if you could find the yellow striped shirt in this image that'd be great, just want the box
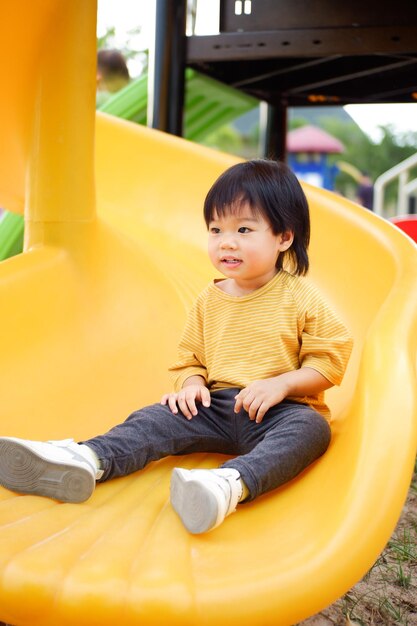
[169,271,353,419]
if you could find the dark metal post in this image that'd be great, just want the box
[148,0,187,136]
[259,101,288,162]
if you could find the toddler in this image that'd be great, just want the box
[0,160,353,534]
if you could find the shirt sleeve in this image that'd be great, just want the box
[298,285,353,386]
[168,294,208,391]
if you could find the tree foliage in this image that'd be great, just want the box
[318,117,417,178]
[312,116,417,203]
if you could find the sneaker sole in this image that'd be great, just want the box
[170,468,219,534]
[0,439,95,503]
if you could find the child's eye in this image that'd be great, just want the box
[238,227,252,233]
[209,227,220,234]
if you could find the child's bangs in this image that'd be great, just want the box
[204,191,263,225]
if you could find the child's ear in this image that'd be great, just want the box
[278,231,294,251]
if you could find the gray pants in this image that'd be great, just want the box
[84,388,331,501]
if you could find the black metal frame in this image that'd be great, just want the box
[148,0,187,136]
[150,0,417,159]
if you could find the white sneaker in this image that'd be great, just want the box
[0,437,100,503]
[170,467,243,534]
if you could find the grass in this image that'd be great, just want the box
[301,457,417,625]
[338,458,417,625]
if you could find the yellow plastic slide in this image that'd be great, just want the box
[0,2,416,625]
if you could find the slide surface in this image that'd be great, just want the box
[1,2,417,626]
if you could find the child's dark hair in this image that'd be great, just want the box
[203,159,310,275]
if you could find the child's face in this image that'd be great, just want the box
[207,204,293,291]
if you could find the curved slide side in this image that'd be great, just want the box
[1,2,417,625]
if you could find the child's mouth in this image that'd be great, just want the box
[221,258,242,266]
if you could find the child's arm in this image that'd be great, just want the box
[161,375,211,420]
[168,293,209,399]
[234,368,333,423]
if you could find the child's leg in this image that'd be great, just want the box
[221,401,331,501]
[83,398,236,482]
[171,402,330,533]
[0,391,238,503]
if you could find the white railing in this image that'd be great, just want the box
[374,152,417,216]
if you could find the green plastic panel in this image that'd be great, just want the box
[0,211,24,261]
[99,69,258,141]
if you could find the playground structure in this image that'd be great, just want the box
[286,125,344,190]
[0,1,417,625]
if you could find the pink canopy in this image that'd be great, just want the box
[287,125,344,153]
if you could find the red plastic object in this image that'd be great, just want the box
[391,215,417,243]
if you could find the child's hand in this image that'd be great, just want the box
[161,385,211,420]
[234,378,290,423]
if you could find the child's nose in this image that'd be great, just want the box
[220,234,237,249]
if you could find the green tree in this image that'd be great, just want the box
[201,125,244,155]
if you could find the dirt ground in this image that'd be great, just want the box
[299,467,417,626]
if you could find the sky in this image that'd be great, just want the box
[345,104,417,143]
[97,0,417,144]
